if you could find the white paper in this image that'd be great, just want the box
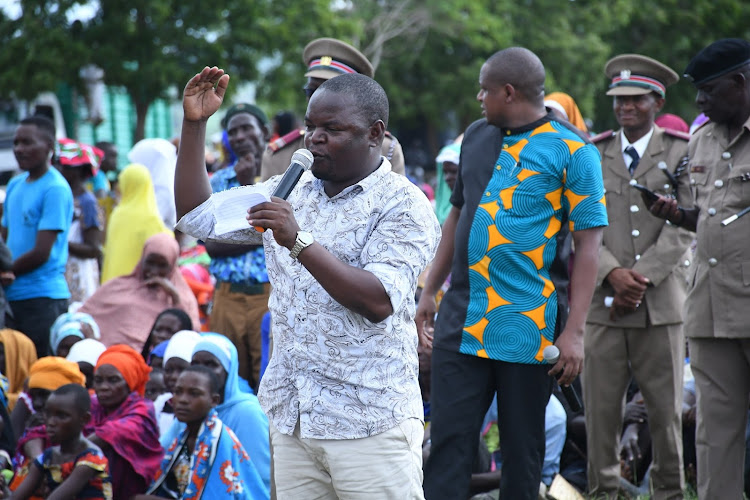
[212,185,270,236]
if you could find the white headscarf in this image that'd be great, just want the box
[127,138,177,228]
[163,330,202,363]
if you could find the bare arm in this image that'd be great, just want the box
[11,230,58,276]
[8,459,43,500]
[415,205,460,348]
[68,226,102,260]
[175,67,230,219]
[46,464,97,500]
[550,227,604,385]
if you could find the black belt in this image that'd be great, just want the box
[219,281,267,296]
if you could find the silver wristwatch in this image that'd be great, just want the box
[289,231,314,260]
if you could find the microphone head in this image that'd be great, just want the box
[542,345,560,364]
[291,149,314,170]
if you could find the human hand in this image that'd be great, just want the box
[609,293,639,320]
[182,66,230,122]
[606,268,648,302]
[649,195,683,224]
[246,197,300,250]
[0,271,14,287]
[548,329,583,386]
[415,293,438,349]
[144,277,180,303]
[619,425,642,477]
[235,152,260,186]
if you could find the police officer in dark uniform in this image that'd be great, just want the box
[260,38,405,181]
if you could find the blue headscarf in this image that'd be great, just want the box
[160,333,271,492]
[49,312,101,356]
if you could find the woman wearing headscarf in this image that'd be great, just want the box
[153,330,202,437]
[80,233,200,351]
[140,308,194,360]
[160,333,271,494]
[66,338,107,390]
[0,329,38,411]
[90,345,163,499]
[9,357,86,498]
[127,138,178,229]
[544,91,589,133]
[101,163,171,284]
[49,311,100,359]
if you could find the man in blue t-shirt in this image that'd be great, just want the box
[2,115,73,356]
[417,48,608,500]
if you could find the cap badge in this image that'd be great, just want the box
[320,56,332,66]
[620,69,631,80]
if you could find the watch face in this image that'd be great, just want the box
[298,231,314,245]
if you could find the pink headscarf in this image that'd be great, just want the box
[79,234,200,350]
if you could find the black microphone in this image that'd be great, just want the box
[543,345,582,412]
[254,149,314,233]
[272,148,314,199]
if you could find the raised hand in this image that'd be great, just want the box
[182,66,230,122]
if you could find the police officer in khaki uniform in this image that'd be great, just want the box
[649,38,750,500]
[260,38,405,180]
[584,54,693,500]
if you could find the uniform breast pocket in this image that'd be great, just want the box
[603,178,622,202]
[22,208,41,227]
[733,164,750,203]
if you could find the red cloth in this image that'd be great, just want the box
[655,113,689,133]
[96,345,151,397]
[91,392,163,497]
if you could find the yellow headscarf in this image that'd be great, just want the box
[544,92,588,133]
[0,329,38,410]
[101,163,172,283]
[28,357,86,391]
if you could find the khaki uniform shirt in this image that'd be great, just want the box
[260,129,405,181]
[587,126,693,328]
[685,116,750,338]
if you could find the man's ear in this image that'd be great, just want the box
[81,410,92,426]
[368,120,386,148]
[654,96,666,113]
[504,83,516,103]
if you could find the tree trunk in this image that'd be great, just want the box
[133,98,151,143]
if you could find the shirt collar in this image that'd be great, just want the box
[620,127,654,158]
[314,157,393,200]
[500,111,554,136]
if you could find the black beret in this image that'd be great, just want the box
[684,38,750,86]
[221,103,269,130]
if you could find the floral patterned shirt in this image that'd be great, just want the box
[177,158,441,439]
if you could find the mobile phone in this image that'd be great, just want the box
[631,183,660,204]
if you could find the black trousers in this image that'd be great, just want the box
[7,297,68,357]
[424,347,553,500]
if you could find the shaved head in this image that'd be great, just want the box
[485,47,546,104]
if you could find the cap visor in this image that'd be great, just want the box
[606,86,652,96]
[304,68,341,80]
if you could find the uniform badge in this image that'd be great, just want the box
[690,166,706,173]
[620,69,631,80]
[320,56,332,66]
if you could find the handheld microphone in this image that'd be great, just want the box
[255,148,314,232]
[543,345,583,412]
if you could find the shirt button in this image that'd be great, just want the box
[690,178,696,185]
[664,184,671,191]
[708,208,716,216]
[630,205,639,213]
[629,179,638,186]
[496,165,501,170]
[635,254,641,261]
[684,259,691,267]
[708,258,718,267]
[658,161,668,170]
[486,191,491,196]
[714,179,724,188]
[503,143,509,149]
[631,229,640,237]
[722,151,732,160]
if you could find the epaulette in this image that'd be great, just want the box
[590,130,615,144]
[663,128,690,141]
[267,128,304,153]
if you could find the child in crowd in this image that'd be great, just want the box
[145,370,167,402]
[2,384,111,499]
[140,366,266,499]
[140,309,193,361]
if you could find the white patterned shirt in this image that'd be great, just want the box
[176,158,441,439]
